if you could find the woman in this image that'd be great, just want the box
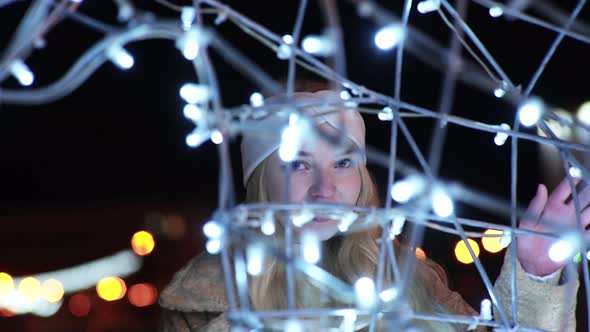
[159,90,580,331]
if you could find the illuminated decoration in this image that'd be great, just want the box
[454,239,480,264]
[354,277,375,309]
[374,24,405,50]
[481,229,505,254]
[68,294,91,317]
[246,244,265,276]
[548,233,582,263]
[0,273,14,297]
[128,283,158,307]
[131,230,156,256]
[517,97,544,127]
[18,277,41,302]
[480,299,492,320]
[96,277,127,302]
[3,0,590,329]
[41,279,64,303]
[249,92,264,107]
[577,101,590,126]
[301,233,321,264]
[415,247,427,261]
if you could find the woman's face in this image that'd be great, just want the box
[265,124,362,240]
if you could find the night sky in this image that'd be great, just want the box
[1,0,590,330]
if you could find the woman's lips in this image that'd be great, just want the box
[312,217,334,223]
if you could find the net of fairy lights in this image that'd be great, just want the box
[3,0,590,330]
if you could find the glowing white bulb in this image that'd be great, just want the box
[489,6,503,18]
[206,239,221,254]
[301,35,334,56]
[279,115,303,162]
[210,130,223,144]
[354,277,376,309]
[117,2,133,21]
[249,92,264,107]
[341,309,357,332]
[301,233,321,264]
[181,6,196,30]
[569,166,582,178]
[276,44,292,60]
[203,221,223,239]
[494,87,506,98]
[261,211,276,235]
[518,98,544,127]
[378,106,394,121]
[10,60,34,86]
[338,212,358,232]
[285,319,303,332]
[499,230,512,248]
[432,188,454,217]
[417,0,440,14]
[292,210,314,227]
[180,36,200,60]
[548,234,580,263]
[390,215,406,239]
[379,287,398,302]
[390,176,424,203]
[183,104,203,121]
[586,250,590,261]
[179,83,210,104]
[247,244,265,276]
[480,299,492,320]
[107,45,134,70]
[374,24,405,50]
[494,123,511,146]
[282,34,294,44]
[577,102,590,126]
[185,129,209,148]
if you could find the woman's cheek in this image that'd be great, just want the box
[289,173,312,203]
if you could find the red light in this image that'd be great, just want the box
[68,294,91,317]
[128,283,158,307]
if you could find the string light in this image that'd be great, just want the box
[390,175,425,203]
[183,104,203,121]
[389,215,406,239]
[499,230,512,248]
[494,123,511,146]
[577,101,590,126]
[206,239,222,254]
[301,233,321,264]
[0,273,14,297]
[493,87,506,98]
[417,0,440,14]
[569,166,582,178]
[379,287,398,302]
[41,279,64,303]
[186,129,210,148]
[203,221,223,239]
[246,244,265,275]
[277,34,294,60]
[18,277,41,302]
[9,60,34,86]
[131,230,155,256]
[480,299,492,320]
[341,309,357,332]
[249,92,264,107]
[517,97,544,127]
[128,283,158,307]
[96,277,126,301]
[374,24,405,50]
[261,211,276,235]
[415,247,426,260]
[279,113,303,162]
[378,106,394,121]
[180,6,196,30]
[176,29,201,60]
[548,233,581,263]
[107,45,134,70]
[338,212,358,232]
[489,6,503,18]
[481,229,504,253]
[210,130,224,144]
[179,83,210,104]
[354,277,376,309]
[292,209,314,227]
[301,34,334,56]
[431,187,454,217]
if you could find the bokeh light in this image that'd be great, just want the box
[415,247,426,261]
[482,229,505,254]
[454,239,480,264]
[41,279,64,303]
[0,273,14,297]
[96,277,126,301]
[68,294,91,317]
[128,283,158,307]
[18,277,41,302]
[131,230,155,256]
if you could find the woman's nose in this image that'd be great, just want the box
[309,170,336,200]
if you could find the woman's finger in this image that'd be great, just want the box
[522,184,548,224]
[549,176,582,203]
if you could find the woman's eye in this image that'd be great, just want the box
[335,158,353,168]
[290,160,307,170]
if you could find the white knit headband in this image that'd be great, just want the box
[240,90,366,186]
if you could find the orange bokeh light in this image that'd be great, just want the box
[482,229,505,253]
[68,294,91,317]
[131,230,155,256]
[41,279,64,303]
[18,277,41,302]
[454,238,480,264]
[415,247,427,261]
[128,283,158,307]
[0,273,14,297]
[96,277,126,301]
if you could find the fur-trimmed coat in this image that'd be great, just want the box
[158,250,578,331]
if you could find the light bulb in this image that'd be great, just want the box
[179,83,210,104]
[181,6,196,30]
[249,92,264,107]
[210,130,223,144]
[247,244,265,276]
[301,233,321,264]
[206,239,221,254]
[301,35,334,56]
[107,45,134,70]
[548,234,580,263]
[292,210,314,227]
[480,299,492,320]
[390,176,424,203]
[494,123,511,146]
[577,101,590,126]
[379,287,398,302]
[183,104,203,121]
[10,60,34,86]
[279,116,303,162]
[378,107,394,121]
[261,211,276,235]
[493,87,506,98]
[417,0,440,14]
[203,221,223,239]
[390,215,406,239]
[282,34,294,44]
[518,97,544,127]
[569,166,582,178]
[489,6,503,18]
[354,277,376,309]
[432,188,454,217]
[185,129,209,148]
[338,212,358,232]
[374,24,405,50]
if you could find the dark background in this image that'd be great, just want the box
[0,0,588,330]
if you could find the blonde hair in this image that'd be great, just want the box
[245,157,459,331]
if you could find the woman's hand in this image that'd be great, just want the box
[517,177,590,276]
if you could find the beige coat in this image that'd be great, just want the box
[158,250,578,331]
